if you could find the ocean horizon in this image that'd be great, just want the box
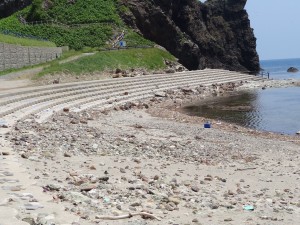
[260,57,300,80]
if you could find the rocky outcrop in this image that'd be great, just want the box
[0,0,32,19]
[120,0,259,72]
[1,0,260,72]
[287,67,299,73]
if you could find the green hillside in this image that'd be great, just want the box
[0,0,153,50]
[38,48,176,77]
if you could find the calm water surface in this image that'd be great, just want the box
[261,58,300,79]
[183,58,300,135]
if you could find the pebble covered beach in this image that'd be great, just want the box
[1,78,299,225]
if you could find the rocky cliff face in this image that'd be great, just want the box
[0,0,32,19]
[0,0,259,72]
[120,0,259,72]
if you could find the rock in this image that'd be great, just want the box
[182,87,193,93]
[164,203,174,211]
[24,202,44,210]
[80,184,96,192]
[287,67,299,73]
[204,177,212,181]
[209,203,219,209]
[224,218,233,222]
[3,171,13,176]
[21,153,29,159]
[22,217,36,225]
[89,165,96,170]
[46,183,63,191]
[165,68,176,73]
[175,65,186,72]
[115,68,123,74]
[99,176,109,182]
[130,202,141,207]
[0,0,32,19]
[37,214,56,225]
[168,197,181,205]
[1,152,10,155]
[153,175,159,180]
[64,152,71,157]
[155,91,167,97]
[121,0,259,72]
[53,79,60,84]
[64,192,91,204]
[191,185,200,192]
[63,107,70,112]
[120,168,126,173]
[10,186,22,191]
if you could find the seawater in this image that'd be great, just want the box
[183,58,300,135]
[261,58,300,80]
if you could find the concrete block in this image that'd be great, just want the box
[0,43,62,70]
[0,43,4,53]
[0,52,4,67]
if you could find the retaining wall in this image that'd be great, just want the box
[0,42,62,71]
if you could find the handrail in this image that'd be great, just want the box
[0,29,49,42]
[23,19,119,28]
[239,70,270,79]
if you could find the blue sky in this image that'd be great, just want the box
[246,0,300,60]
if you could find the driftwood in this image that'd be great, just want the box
[95,212,161,221]
[235,167,257,171]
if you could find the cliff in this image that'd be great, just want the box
[0,0,260,72]
[120,0,259,72]
[0,0,32,18]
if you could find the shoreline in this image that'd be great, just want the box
[3,77,299,225]
[147,78,300,140]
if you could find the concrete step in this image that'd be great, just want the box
[0,69,255,100]
[0,69,259,122]
[33,75,256,122]
[0,73,255,117]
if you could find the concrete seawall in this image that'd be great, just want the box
[0,42,62,71]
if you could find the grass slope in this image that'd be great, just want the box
[37,48,176,77]
[0,0,153,50]
[0,33,56,47]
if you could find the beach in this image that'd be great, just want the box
[1,78,299,225]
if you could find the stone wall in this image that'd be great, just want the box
[0,42,62,71]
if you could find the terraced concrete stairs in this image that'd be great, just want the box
[0,69,263,123]
[0,69,263,225]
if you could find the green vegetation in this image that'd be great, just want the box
[0,33,56,47]
[0,0,153,50]
[28,0,121,24]
[0,0,175,79]
[37,48,176,77]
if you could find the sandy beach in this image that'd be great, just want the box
[0,78,298,225]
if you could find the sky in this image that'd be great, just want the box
[246,0,300,60]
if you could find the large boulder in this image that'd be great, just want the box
[287,67,299,73]
[120,0,260,72]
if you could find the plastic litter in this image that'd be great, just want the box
[204,121,211,128]
[243,205,254,211]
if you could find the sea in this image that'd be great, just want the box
[183,58,300,135]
